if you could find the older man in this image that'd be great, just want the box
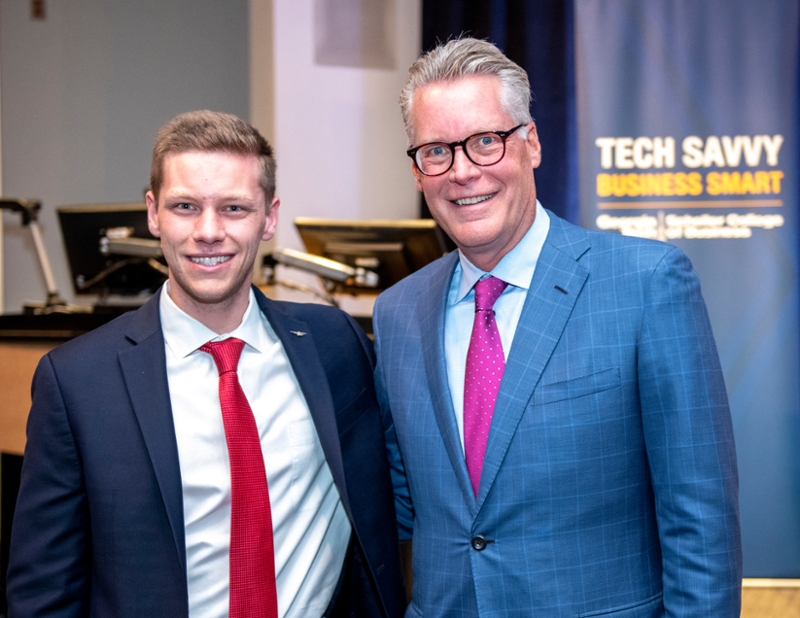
[8,110,405,618]
[373,39,741,617]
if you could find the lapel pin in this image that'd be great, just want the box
[290,330,307,337]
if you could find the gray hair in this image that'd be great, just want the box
[399,38,533,144]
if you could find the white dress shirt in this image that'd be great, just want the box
[444,201,550,449]
[160,286,351,618]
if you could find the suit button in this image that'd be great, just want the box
[471,535,487,551]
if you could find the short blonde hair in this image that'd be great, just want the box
[150,110,276,202]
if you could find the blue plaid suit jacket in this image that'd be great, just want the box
[374,211,741,618]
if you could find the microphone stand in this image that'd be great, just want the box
[0,198,89,314]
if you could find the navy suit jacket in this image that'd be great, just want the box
[8,287,405,618]
[373,212,741,618]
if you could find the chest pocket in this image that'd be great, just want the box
[536,366,620,405]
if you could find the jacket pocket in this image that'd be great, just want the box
[579,591,663,617]
[537,366,620,405]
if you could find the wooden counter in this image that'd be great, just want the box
[0,310,135,454]
[0,339,63,455]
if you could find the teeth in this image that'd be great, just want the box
[191,256,231,266]
[455,194,493,206]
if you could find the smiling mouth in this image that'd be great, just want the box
[453,194,495,206]
[190,256,232,266]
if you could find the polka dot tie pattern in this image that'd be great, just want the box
[464,276,508,497]
[201,338,278,618]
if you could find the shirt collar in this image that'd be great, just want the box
[160,283,270,359]
[455,200,550,302]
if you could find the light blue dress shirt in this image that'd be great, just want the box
[445,201,550,449]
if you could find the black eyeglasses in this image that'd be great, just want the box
[407,124,525,176]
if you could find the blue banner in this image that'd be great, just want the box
[575,0,800,576]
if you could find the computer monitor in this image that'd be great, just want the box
[294,217,452,293]
[57,203,167,297]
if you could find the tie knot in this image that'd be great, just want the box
[474,276,507,312]
[200,337,245,375]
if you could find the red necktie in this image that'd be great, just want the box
[201,338,278,618]
[463,276,508,496]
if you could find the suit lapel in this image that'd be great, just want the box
[253,290,351,514]
[476,216,590,508]
[418,254,479,510]
[118,290,187,574]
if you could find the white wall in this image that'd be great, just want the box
[0,1,249,312]
[0,0,422,312]
[272,0,421,252]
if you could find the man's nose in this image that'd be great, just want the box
[194,209,225,242]
[450,146,480,183]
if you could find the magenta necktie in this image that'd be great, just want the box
[201,338,278,618]
[464,276,508,497]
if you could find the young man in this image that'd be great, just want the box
[8,110,405,618]
[373,39,741,617]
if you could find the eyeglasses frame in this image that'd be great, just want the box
[406,124,526,177]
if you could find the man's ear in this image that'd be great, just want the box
[145,190,161,238]
[525,122,542,170]
[262,196,280,242]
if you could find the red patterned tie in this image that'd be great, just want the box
[201,338,278,618]
[464,276,508,496]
